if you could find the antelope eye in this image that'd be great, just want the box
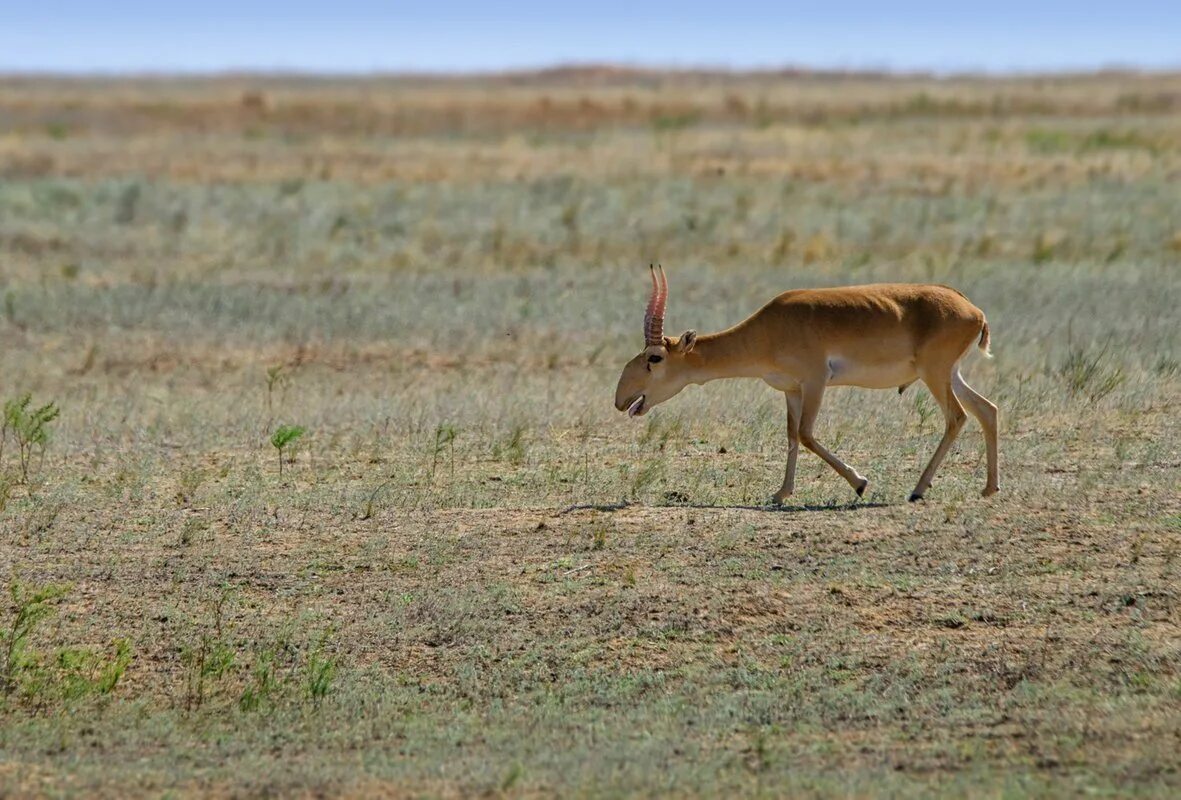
[647,354,663,364]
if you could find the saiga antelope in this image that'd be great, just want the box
[614,266,999,503]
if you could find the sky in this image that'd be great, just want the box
[2,1,1179,74]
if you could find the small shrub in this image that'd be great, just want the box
[0,581,128,709]
[264,364,289,416]
[2,394,60,483]
[2,581,70,697]
[270,425,306,477]
[181,591,236,711]
[177,598,339,715]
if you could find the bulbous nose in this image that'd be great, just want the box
[613,379,631,411]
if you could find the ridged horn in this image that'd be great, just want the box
[643,264,667,346]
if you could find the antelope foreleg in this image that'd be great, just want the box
[773,391,802,504]
[798,383,869,497]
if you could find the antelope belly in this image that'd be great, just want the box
[826,357,917,389]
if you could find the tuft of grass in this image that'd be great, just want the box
[493,424,528,465]
[630,461,664,498]
[1153,355,1179,378]
[359,480,392,521]
[174,467,207,506]
[53,639,133,702]
[304,631,336,707]
[912,391,936,432]
[1057,342,1125,402]
[500,762,525,792]
[935,612,969,629]
[431,423,458,478]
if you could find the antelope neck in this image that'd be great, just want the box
[683,325,766,384]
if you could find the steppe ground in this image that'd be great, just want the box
[0,69,1179,797]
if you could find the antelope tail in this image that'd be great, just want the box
[978,320,992,358]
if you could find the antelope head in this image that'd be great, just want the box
[614,265,697,418]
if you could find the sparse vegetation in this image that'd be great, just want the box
[179,591,337,714]
[0,70,1178,797]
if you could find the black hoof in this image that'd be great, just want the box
[908,492,923,503]
[855,480,868,498]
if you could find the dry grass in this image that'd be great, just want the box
[0,69,1179,797]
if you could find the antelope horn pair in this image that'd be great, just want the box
[643,264,667,347]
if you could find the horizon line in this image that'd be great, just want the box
[4,60,1181,81]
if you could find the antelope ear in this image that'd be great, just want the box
[674,330,697,353]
